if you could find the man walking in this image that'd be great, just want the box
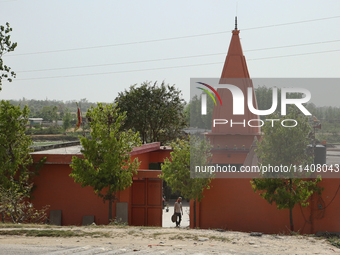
[174,197,183,227]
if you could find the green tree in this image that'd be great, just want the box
[39,106,52,122]
[58,104,65,119]
[52,106,58,123]
[0,100,46,223]
[62,108,72,131]
[70,103,141,221]
[37,105,59,123]
[7,98,97,118]
[185,94,215,130]
[254,85,275,119]
[161,136,213,228]
[251,106,322,232]
[0,23,17,90]
[115,81,186,145]
[0,101,32,188]
[254,86,303,119]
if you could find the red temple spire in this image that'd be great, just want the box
[220,17,250,79]
[210,19,260,135]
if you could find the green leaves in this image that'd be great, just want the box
[115,81,186,145]
[161,136,213,202]
[256,107,313,175]
[0,101,45,223]
[251,177,322,210]
[0,23,17,90]
[38,106,58,122]
[0,182,49,224]
[0,100,33,187]
[185,94,215,129]
[251,106,323,231]
[70,103,142,202]
[62,108,72,131]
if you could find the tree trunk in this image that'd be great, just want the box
[108,186,113,222]
[109,199,112,222]
[193,199,196,228]
[289,207,294,232]
[289,178,294,232]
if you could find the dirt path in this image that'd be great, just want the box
[0,226,339,254]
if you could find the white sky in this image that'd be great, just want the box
[0,0,339,105]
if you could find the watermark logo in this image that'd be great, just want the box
[196,82,222,115]
[192,79,312,127]
[197,82,312,115]
[199,83,311,116]
[190,78,340,179]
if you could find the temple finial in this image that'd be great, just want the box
[235,16,238,30]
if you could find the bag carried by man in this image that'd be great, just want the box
[171,213,176,223]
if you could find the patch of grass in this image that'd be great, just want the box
[151,232,172,239]
[32,141,64,146]
[168,233,229,242]
[170,234,184,240]
[0,229,110,238]
[152,232,162,238]
[108,218,130,229]
[0,223,57,229]
[112,225,129,229]
[30,135,80,142]
[289,230,301,236]
[169,233,198,241]
[85,231,110,238]
[185,234,198,240]
[209,235,229,242]
[328,237,340,249]
[0,229,78,237]
[128,230,136,235]
[316,233,340,249]
[139,226,161,230]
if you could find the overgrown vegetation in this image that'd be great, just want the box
[0,183,49,224]
[109,217,128,227]
[328,237,340,249]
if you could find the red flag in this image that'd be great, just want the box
[75,103,82,131]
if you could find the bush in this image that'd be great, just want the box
[0,183,49,224]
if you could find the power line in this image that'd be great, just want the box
[17,53,224,73]
[6,33,228,57]
[17,40,340,73]
[7,15,340,57]
[16,62,223,80]
[242,15,340,31]
[245,39,340,52]
[16,49,340,81]
[247,49,340,61]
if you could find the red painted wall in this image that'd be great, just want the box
[190,178,340,234]
[30,163,116,225]
[26,146,171,226]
